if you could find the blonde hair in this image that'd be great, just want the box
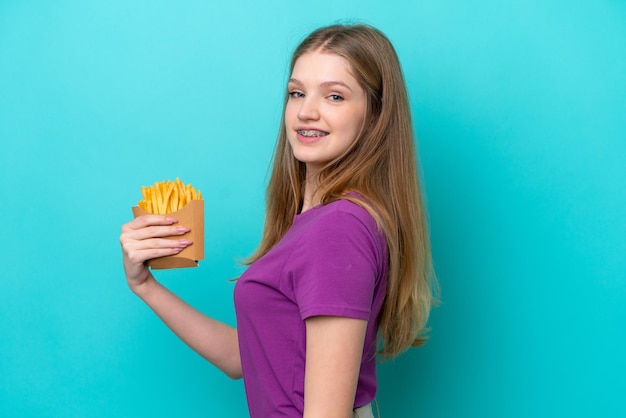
[248,24,437,359]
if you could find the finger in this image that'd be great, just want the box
[131,238,192,251]
[123,215,178,231]
[123,238,192,264]
[132,224,191,241]
[124,246,186,266]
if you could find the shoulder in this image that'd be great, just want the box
[326,199,376,225]
[303,198,384,249]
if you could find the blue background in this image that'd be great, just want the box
[1,1,625,417]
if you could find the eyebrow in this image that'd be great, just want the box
[288,78,353,92]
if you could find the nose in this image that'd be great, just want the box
[297,96,320,121]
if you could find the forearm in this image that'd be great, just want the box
[132,276,242,379]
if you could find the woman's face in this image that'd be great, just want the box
[285,50,367,176]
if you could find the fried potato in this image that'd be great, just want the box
[138,178,202,214]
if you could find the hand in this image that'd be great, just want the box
[120,215,192,291]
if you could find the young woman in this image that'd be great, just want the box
[120,23,436,418]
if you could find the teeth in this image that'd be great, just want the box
[298,130,328,137]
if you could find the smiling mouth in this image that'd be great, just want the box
[297,129,329,138]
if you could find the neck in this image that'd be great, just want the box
[301,168,321,212]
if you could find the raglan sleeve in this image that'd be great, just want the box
[290,209,385,321]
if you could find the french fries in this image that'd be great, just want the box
[138,178,202,214]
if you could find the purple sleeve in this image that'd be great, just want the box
[291,210,383,320]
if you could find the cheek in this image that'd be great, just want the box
[283,106,296,139]
[284,102,297,124]
[347,110,366,137]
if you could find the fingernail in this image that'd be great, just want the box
[166,217,178,224]
[178,240,192,246]
[176,226,190,233]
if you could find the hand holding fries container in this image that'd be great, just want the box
[132,200,204,269]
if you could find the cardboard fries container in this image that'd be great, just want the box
[132,199,204,269]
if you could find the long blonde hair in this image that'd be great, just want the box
[247,24,437,359]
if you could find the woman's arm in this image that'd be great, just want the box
[120,215,242,379]
[131,277,242,379]
[303,316,368,418]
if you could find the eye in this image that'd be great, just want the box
[288,91,304,99]
[328,94,344,102]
